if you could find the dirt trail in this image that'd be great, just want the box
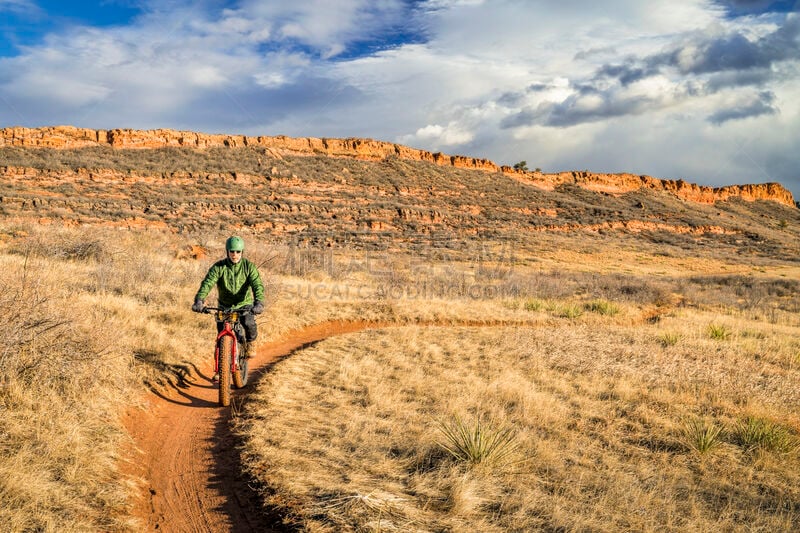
[121,310,666,532]
[123,320,380,533]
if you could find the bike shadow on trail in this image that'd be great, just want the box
[134,349,219,408]
[206,341,327,532]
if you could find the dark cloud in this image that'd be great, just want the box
[501,91,660,129]
[499,13,798,130]
[667,32,766,74]
[574,83,601,95]
[593,14,799,88]
[595,61,661,86]
[527,82,549,92]
[705,68,774,91]
[500,107,540,129]
[707,91,778,124]
[679,14,798,74]
[503,13,798,129]
[496,83,552,107]
[496,90,525,107]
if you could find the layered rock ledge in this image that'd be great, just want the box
[1,125,794,207]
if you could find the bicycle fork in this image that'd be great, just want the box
[214,324,239,374]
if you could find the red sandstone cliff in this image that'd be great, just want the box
[502,169,796,208]
[1,125,794,207]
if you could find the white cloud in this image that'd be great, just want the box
[185,65,227,87]
[253,72,287,89]
[399,122,474,148]
[234,0,411,57]
[425,0,485,7]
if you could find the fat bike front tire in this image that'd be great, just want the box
[218,336,233,407]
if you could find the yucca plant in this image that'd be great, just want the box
[557,304,583,319]
[436,415,521,468]
[585,299,620,316]
[733,417,799,455]
[657,332,681,347]
[680,417,725,455]
[523,298,544,312]
[707,324,732,340]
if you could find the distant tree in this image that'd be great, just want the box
[513,161,528,171]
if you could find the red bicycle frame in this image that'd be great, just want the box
[213,320,240,375]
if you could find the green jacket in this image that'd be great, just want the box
[195,257,265,309]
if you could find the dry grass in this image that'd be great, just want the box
[235,244,800,532]
[0,255,139,531]
[0,218,799,531]
[0,224,213,531]
[239,317,800,532]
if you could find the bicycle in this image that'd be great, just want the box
[202,306,251,406]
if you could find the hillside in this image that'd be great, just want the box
[0,125,796,207]
[1,127,798,261]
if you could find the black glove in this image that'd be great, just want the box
[252,300,264,314]
[192,299,205,313]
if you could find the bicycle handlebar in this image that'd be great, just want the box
[202,306,253,315]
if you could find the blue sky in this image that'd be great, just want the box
[1,0,799,199]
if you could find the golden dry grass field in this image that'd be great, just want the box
[238,242,800,531]
[0,216,798,532]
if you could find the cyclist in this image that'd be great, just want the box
[192,236,265,378]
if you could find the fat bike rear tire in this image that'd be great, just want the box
[218,336,233,407]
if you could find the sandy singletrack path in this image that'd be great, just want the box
[121,305,671,531]
[123,320,378,533]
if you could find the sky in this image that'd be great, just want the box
[1,0,799,200]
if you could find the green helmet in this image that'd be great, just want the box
[225,236,245,252]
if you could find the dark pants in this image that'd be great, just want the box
[216,307,258,342]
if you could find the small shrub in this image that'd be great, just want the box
[523,298,545,312]
[11,231,109,261]
[680,417,724,455]
[658,332,681,347]
[556,304,583,319]
[585,299,619,316]
[707,324,732,341]
[501,299,521,311]
[436,416,521,468]
[733,417,799,455]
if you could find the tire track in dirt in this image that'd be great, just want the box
[122,320,382,533]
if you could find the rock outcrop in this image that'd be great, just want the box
[0,125,795,207]
[0,126,500,171]
[503,169,796,208]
